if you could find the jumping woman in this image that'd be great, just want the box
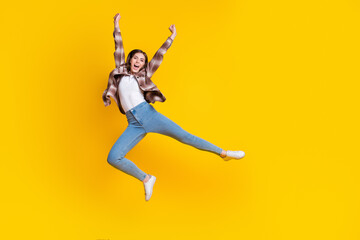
[102,13,245,201]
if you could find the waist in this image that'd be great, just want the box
[125,101,149,114]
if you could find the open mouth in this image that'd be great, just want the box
[133,64,140,70]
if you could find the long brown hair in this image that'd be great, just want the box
[126,49,148,73]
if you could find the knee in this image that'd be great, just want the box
[179,132,195,144]
[107,152,125,165]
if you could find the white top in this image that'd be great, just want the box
[118,74,146,113]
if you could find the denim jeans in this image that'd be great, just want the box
[107,101,223,181]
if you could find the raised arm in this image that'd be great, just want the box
[113,13,125,68]
[147,24,177,78]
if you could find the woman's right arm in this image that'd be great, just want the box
[113,13,125,68]
[102,14,124,107]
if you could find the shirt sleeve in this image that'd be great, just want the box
[113,27,125,68]
[146,37,173,78]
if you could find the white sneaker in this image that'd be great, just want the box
[143,174,156,201]
[223,150,245,161]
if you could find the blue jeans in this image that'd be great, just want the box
[107,101,223,181]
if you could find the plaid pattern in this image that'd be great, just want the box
[102,24,173,114]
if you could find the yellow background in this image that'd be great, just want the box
[1,0,359,239]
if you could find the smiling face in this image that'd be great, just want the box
[130,52,146,74]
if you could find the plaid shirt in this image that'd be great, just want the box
[102,26,173,114]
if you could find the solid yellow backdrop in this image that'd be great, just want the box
[1,0,359,239]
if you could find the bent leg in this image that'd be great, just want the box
[107,125,148,181]
[149,112,223,156]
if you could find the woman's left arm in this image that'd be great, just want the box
[147,24,177,78]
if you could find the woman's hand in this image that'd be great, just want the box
[169,24,177,40]
[114,13,121,25]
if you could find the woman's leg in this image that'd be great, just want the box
[107,125,148,181]
[148,112,223,156]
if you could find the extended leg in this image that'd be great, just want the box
[149,112,223,156]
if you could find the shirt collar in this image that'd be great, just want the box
[132,67,146,77]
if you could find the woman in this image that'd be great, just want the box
[103,13,245,201]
